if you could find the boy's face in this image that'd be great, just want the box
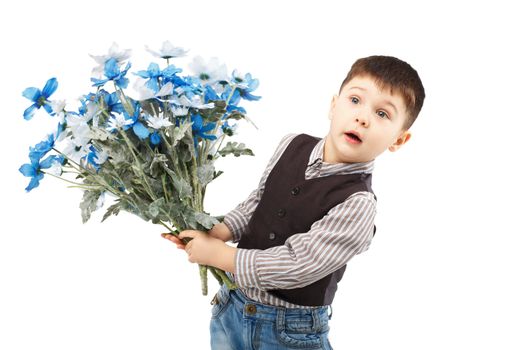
[325,74,411,163]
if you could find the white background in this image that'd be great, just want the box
[1,1,524,349]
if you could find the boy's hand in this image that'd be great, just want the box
[161,230,236,272]
[208,222,233,242]
[160,232,186,250]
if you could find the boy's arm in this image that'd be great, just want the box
[233,192,377,290]
[217,133,299,243]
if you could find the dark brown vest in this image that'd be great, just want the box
[237,133,375,306]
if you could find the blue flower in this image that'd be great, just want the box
[135,63,163,92]
[150,131,161,146]
[22,77,58,120]
[171,75,204,100]
[29,134,56,161]
[191,113,216,151]
[218,85,246,115]
[135,63,183,93]
[91,58,131,88]
[19,153,65,192]
[203,85,219,103]
[122,102,150,140]
[231,71,261,101]
[104,91,124,116]
[84,145,108,172]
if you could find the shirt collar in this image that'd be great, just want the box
[307,136,375,175]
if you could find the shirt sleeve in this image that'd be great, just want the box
[233,191,377,290]
[223,133,299,243]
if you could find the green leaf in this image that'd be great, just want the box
[218,142,255,157]
[148,198,166,218]
[172,122,192,147]
[213,170,224,180]
[80,190,102,223]
[179,205,198,229]
[197,163,215,187]
[161,166,192,201]
[195,212,220,230]
[227,110,245,120]
[102,203,121,222]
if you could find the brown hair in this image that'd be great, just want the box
[339,55,425,130]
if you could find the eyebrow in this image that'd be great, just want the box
[347,86,398,114]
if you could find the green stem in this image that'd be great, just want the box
[52,148,121,197]
[159,221,180,235]
[199,265,208,296]
[201,84,238,160]
[42,171,103,189]
[118,130,157,201]
[209,267,237,290]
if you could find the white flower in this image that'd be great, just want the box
[50,100,67,122]
[188,56,228,85]
[84,102,99,125]
[145,41,188,59]
[156,82,174,97]
[185,94,214,109]
[171,88,215,109]
[65,114,91,133]
[132,79,155,100]
[107,114,134,132]
[146,114,173,129]
[62,138,89,163]
[65,114,92,147]
[90,42,132,78]
[132,81,173,101]
[47,160,63,176]
[171,105,189,117]
[231,69,250,89]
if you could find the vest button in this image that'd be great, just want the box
[277,208,286,217]
[269,232,276,240]
[291,186,300,195]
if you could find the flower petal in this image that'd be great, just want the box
[19,163,36,177]
[42,77,58,98]
[133,122,150,139]
[22,87,41,102]
[23,104,38,120]
[25,173,44,192]
[150,132,161,145]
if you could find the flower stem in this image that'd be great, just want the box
[118,130,157,201]
[52,148,121,197]
[42,171,102,189]
[201,84,237,160]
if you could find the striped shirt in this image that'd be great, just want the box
[223,133,377,308]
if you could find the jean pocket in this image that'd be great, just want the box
[210,288,231,319]
[276,313,328,349]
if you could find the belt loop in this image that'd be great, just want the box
[276,308,285,331]
[312,308,322,332]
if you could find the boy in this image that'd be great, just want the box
[162,55,425,349]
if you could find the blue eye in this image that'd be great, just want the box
[377,110,389,119]
[350,97,359,104]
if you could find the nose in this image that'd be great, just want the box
[355,115,369,127]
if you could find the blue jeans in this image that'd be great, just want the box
[210,283,333,349]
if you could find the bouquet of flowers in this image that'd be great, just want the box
[19,42,260,295]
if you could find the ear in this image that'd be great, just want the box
[388,130,411,152]
[328,94,338,120]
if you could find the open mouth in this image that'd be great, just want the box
[345,132,362,143]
